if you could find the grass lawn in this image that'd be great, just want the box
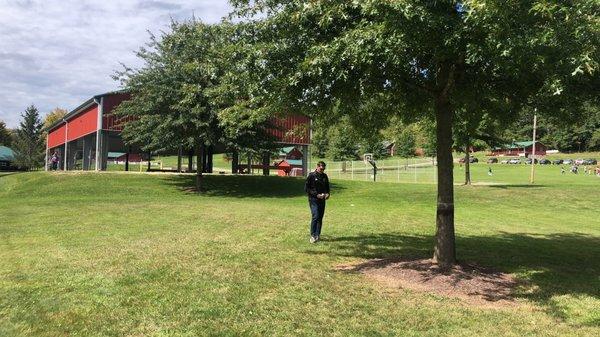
[0,168,598,336]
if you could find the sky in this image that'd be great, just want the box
[0,0,232,128]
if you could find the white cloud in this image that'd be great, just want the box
[0,0,232,128]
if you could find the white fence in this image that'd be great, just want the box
[310,158,438,184]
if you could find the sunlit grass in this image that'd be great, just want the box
[0,170,598,336]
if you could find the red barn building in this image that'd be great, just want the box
[46,91,311,175]
[490,141,547,157]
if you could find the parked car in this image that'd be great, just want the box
[582,159,597,165]
[458,157,478,164]
[500,159,510,164]
[525,158,539,164]
[539,159,551,165]
[487,158,498,164]
[575,159,585,165]
[508,158,521,164]
[552,159,563,165]
[563,159,574,165]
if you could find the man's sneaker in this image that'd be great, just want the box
[309,236,317,244]
[316,235,320,242]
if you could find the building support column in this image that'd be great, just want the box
[94,97,104,171]
[231,150,238,174]
[201,146,207,173]
[207,145,213,173]
[83,136,92,170]
[82,137,87,170]
[63,120,68,171]
[125,146,130,171]
[99,131,109,171]
[188,149,194,172]
[95,130,102,171]
[247,153,252,175]
[301,145,309,177]
[45,134,49,171]
[177,145,182,172]
[262,152,270,176]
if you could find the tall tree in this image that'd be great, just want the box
[116,20,276,190]
[0,120,12,146]
[115,21,222,191]
[230,0,598,266]
[13,105,45,170]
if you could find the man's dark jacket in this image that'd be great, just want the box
[304,171,330,199]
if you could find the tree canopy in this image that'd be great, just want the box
[228,0,599,266]
[114,20,277,191]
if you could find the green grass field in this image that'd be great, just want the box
[1,168,599,336]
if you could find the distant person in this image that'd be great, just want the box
[487,167,493,176]
[50,151,59,170]
[571,165,578,174]
[304,161,330,243]
[560,166,565,175]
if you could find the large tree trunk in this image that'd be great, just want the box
[464,141,471,185]
[433,95,456,267]
[195,143,204,193]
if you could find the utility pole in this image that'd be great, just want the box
[530,112,537,184]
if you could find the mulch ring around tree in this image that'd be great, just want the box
[336,258,520,308]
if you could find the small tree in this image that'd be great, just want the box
[13,105,45,170]
[358,135,387,160]
[395,126,417,158]
[327,116,359,162]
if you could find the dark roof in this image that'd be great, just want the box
[382,140,395,148]
[46,89,129,132]
[279,146,297,155]
[493,141,544,150]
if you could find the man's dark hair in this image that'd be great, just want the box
[317,161,326,167]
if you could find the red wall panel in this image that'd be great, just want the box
[270,114,310,145]
[48,123,66,148]
[67,105,98,142]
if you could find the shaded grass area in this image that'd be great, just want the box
[0,171,599,336]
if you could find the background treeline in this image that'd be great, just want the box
[312,102,600,160]
[1,107,67,170]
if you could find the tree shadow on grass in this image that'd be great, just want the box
[0,171,21,179]
[160,174,345,198]
[310,231,600,325]
[487,184,548,189]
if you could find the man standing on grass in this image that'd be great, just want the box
[305,161,330,243]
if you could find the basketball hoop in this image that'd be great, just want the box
[363,153,373,164]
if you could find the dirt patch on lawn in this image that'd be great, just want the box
[336,258,519,308]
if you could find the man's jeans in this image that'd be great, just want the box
[309,198,326,237]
